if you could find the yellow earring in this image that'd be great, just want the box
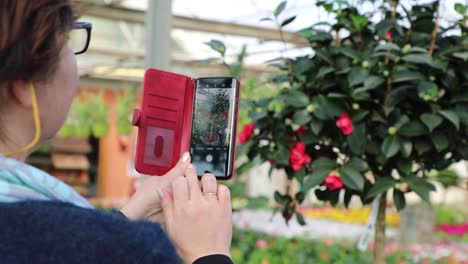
[2,83,41,157]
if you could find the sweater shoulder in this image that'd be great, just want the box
[0,201,179,264]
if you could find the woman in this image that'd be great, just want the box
[0,1,233,263]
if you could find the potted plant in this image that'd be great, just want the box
[238,1,467,263]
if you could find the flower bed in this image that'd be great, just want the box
[231,228,467,264]
[299,207,400,228]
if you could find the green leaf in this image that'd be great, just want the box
[397,159,412,176]
[249,111,267,121]
[420,113,443,132]
[393,189,406,212]
[311,158,337,171]
[316,66,334,78]
[352,110,369,123]
[283,91,310,108]
[296,212,306,225]
[400,139,413,158]
[399,121,427,137]
[392,116,409,131]
[303,170,329,190]
[275,143,290,165]
[348,124,366,155]
[405,176,435,203]
[402,54,434,66]
[339,47,359,60]
[274,1,287,17]
[300,130,318,144]
[439,110,460,130]
[298,28,314,39]
[260,17,273,22]
[353,76,385,96]
[375,43,400,52]
[350,14,368,30]
[309,119,323,135]
[382,136,400,158]
[453,52,468,62]
[454,3,467,15]
[431,131,449,152]
[414,139,433,154]
[205,40,226,56]
[408,47,428,53]
[366,178,396,199]
[392,71,421,83]
[348,67,369,86]
[281,16,296,27]
[347,158,369,172]
[340,165,364,191]
[417,81,438,101]
[274,191,285,203]
[293,110,312,125]
[308,33,333,44]
[364,76,385,91]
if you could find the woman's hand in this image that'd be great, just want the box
[161,165,233,264]
[120,152,191,222]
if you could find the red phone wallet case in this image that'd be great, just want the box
[132,68,195,176]
[132,68,240,178]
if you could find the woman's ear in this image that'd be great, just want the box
[10,81,33,108]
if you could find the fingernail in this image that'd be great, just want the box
[187,164,194,169]
[181,152,190,163]
[157,189,165,200]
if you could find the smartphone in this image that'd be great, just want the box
[189,77,240,179]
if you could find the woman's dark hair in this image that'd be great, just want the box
[0,0,75,86]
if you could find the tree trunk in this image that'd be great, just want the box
[374,194,387,264]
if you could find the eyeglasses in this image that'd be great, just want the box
[69,22,92,55]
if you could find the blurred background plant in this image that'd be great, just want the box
[58,92,110,139]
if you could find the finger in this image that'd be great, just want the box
[171,176,189,207]
[164,152,191,179]
[201,173,218,201]
[160,189,173,227]
[217,185,232,214]
[185,164,203,200]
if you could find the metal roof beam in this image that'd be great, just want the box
[78,2,308,46]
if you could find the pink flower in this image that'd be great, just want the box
[324,239,333,246]
[239,122,255,143]
[289,142,311,172]
[256,239,267,249]
[436,223,468,236]
[336,113,354,135]
[385,31,392,39]
[323,174,344,191]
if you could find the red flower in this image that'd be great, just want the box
[289,142,311,172]
[282,211,293,220]
[296,126,306,136]
[385,31,392,39]
[323,174,344,191]
[239,122,255,143]
[336,113,354,135]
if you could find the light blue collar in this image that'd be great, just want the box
[0,155,93,209]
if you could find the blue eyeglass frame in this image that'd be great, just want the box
[73,22,92,55]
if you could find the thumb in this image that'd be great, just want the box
[165,152,191,178]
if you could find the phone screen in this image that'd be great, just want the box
[190,78,238,178]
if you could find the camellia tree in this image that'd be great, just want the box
[237,0,467,263]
